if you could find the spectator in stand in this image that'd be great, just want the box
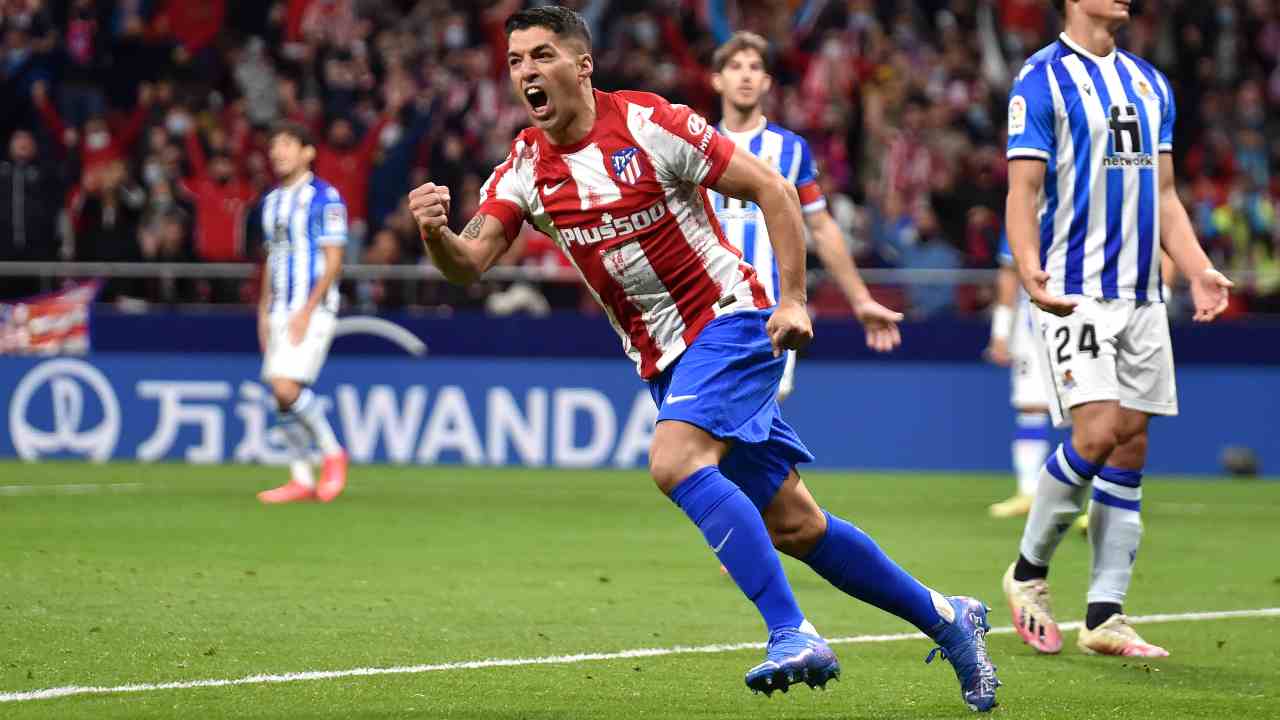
[0,128,63,297]
[314,84,409,260]
[32,80,151,177]
[70,159,145,299]
[179,113,255,263]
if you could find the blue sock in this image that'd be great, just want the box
[670,466,805,633]
[802,511,943,633]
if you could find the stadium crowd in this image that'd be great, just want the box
[1,0,1277,314]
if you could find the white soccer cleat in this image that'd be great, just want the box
[988,494,1034,518]
[1002,562,1063,653]
[1077,614,1169,657]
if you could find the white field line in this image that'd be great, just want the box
[2,607,1276,704]
[0,482,143,496]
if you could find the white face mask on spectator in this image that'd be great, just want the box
[166,113,190,136]
[86,131,110,150]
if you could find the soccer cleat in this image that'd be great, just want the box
[1077,614,1169,657]
[257,479,314,504]
[925,596,1000,712]
[1002,562,1062,653]
[315,451,349,503]
[988,493,1034,518]
[745,625,840,696]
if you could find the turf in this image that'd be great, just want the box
[0,462,1276,719]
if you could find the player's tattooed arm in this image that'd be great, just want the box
[409,182,512,284]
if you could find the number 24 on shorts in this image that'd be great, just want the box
[1052,323,1100,363]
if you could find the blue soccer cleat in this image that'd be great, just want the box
[925,596,1000,712]
[745,624,840,696]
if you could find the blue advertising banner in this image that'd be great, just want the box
[1,354,1275,474]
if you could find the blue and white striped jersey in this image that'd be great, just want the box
[1007,33,1173,302]
[261,173,347,317]
[706,120,826,303]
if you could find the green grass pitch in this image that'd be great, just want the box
[1,462,1277,718]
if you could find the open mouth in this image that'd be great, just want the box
[525,86,549,114]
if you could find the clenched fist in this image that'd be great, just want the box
[408,182,452,238]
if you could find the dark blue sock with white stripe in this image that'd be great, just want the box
[1088,466,1143,605]
[670,466,805,633]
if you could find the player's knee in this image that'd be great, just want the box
[767,505,826,558]
[271,380,301,410]
[1073,425,1120,462]
[648,446,702,496]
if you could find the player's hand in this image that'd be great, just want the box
[767,300,813,357]
[984,337,1011,366]
[408,182,451,238]
[1189,267,1233,322]
[287,309,311,345]
[853,298,903,353]
[1025,269,1077,317]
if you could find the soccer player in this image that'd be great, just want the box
[408,7,997,711]
[1001,0,1232,657]
[985,233,1052,518]
[706,31,902,402]
[255,122,350,504]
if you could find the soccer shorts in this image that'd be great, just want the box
[1033,297,1178,428]
[648,309,814,512]
[1010,301,1051,409]
[261,310,337,385]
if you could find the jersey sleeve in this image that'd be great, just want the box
[1006,63,1055,162]
[794,136,826,214]
[996,231,1013,267]
[1155,70,1175,152]
[476,135,534,243]
[311,185,347,246]
[632,98,734,187]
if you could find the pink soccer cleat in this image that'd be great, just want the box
[257,479,315,504]
[315,451,348,503]
[1002,562,1063,654]
[1077,614,1169,657]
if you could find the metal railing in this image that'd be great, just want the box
[0,261,1007,285]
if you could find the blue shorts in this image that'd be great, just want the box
[647,309,814,511]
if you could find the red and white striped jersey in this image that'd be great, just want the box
[477,89,771,379]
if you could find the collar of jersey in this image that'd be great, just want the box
[541,89,608,154]
[718,116,767,144]
[1058,32,1116,64]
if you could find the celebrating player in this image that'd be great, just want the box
[1001,0,1232,657]
[707,32,902,401]
[408,7,997,711]
[255,122,350,504]
[985,233,1053,518]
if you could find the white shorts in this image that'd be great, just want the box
[1010,302,1051,409]
[777,349,798,402]
[261,311,337,385]
[1032,297,1178,428]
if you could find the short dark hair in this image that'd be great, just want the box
[1049,0,1064,15]
[504,6,591,51]
[270,120,315,149]
[712,31,770,74]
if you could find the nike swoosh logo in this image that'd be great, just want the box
[542,179,569,196]
[712,528,734,553]
[665,394,698,404]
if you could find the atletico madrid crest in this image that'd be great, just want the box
[611,147,643,185]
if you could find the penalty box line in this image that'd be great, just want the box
[3,606,1277,704]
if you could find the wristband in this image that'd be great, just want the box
[991,305,1013,341]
